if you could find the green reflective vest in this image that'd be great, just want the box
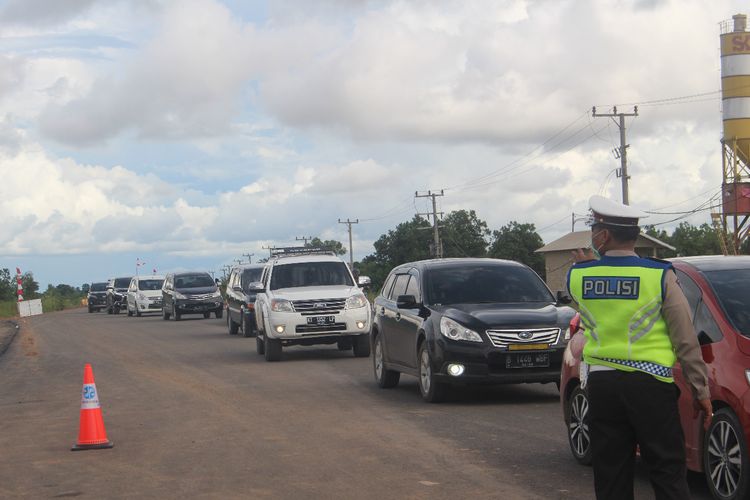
[567,255,675,382]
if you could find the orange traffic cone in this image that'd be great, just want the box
[71,364,114,451]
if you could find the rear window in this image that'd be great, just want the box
[114,278,131,288]
[270,262,353,290]
[90,283,107,292]
[138,279,164,291]
[704,269,750,336]
[425,263,554,305]
[175,274,215,288]
[241,268,264,288]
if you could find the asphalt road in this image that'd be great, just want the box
[0,309,712,499]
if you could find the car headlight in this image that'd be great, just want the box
[345,293,367,309]
[211,290,222,299]
[439,317,483,343]
[271,298,294,312]
[174,291,186,300]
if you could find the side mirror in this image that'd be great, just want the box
[232,285,243,292]
[697,331,713,346]
[247,282,264,293]
[396,294,418,309]
[556,290,572,305]
[357,275,372,288]
[215,278,221,287]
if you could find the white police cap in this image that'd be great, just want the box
[588,195,648,227]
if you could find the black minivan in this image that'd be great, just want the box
[371,258,576,402]
[161,272,224,321]
[225,264,266,337]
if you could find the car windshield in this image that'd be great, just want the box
[139,279,164,291]
[241,268,263,289]
[175,274,215,288]
[270,262,353,290]
[425,263,554,305]
[704,269,750,336]
[90,283,107,292]
[114,278,131,288]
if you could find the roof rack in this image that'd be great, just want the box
[270,246,336,258]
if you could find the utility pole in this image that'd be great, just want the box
[338,218,359,269]
[262,245,275,257]
[243,253,254,264]
[296,236,313,246]
[592,106,638,205]
[233,259,243,265]
[415,190,445,258]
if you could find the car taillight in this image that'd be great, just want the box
[246,303,254,310]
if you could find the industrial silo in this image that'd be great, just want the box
[720,13,750,252]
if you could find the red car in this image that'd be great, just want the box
[560,256,750,500]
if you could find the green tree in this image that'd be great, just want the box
[488,221,546,278]
[670,222,722,256]
[307,237,346,256]
[0,268,14,301]
[21,272,39,299]
[440,209,490,258]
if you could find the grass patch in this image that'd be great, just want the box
[0,301,18,318]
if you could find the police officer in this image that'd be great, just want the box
[567,195,712,500]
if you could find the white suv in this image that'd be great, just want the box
[126,275,165,317]
[254,249,372,361]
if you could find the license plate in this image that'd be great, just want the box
[307,316,335,325]
[508,343,549,351]
[506,352,550,369]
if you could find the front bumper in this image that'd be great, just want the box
[138,297,163,310]
[266,308,371,340]
[175,298,223,314]
[88,295,106,306]
[431,337,565,385]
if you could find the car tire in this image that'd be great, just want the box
[256,334,265,355]
[566,385,593,465]
[373,334,400,388]
[242,315,254,338]
[135,307,142,317]
[418,342,446,403]
[264,335,282,362]
[113,305,120,315]
[215,309,223,319]
[203,312,210,319]
[162,308,170,320]
[704,407,750,500]
[107,303,113,315]
[337,338,352,351]
[88,306,93,313]
[352,336,370,357]
[173,308,181,321]
[127,306,133,317]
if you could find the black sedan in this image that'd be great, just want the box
[371,258,576,402]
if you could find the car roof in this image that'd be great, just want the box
[172,271,212,277]
[136,275,165,280]
[671,255,750,272]
[232,264,266,271]
[392,257,529,272]
[271,254,345,265]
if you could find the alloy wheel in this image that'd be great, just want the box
[707,420,743,497]
[420,349,431,394]
[569,391,590,458]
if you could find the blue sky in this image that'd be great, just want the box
[0,0,745,288]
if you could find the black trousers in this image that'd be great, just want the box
[587,370,690,500]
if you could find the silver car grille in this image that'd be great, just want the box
[292,298,346,315]
[185,293,215,300]
[486,328,561,348]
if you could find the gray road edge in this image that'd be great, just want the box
[0,320,20,358]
